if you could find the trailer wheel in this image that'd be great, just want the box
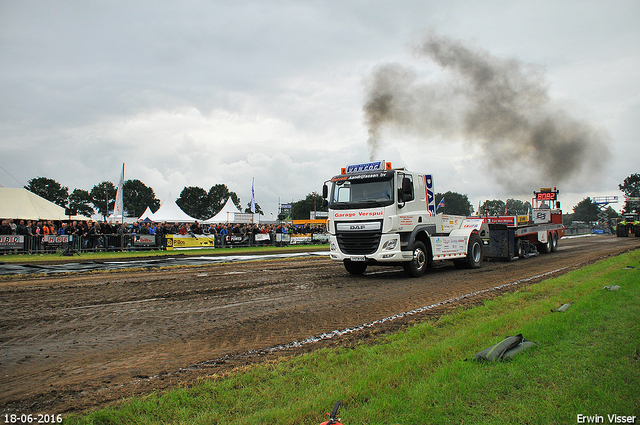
[550,231,558,252]
[515,239,524,258]
[404,240,428,277]
[344,260,367,275]
[538,233,551,254]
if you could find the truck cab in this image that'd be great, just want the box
[322,160,485,277]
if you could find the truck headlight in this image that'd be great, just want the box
[330,242,337,251]
[382,239,397,251]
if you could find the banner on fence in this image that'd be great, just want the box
[133,235,157,246]
[42,235,71,245]
[0,235,24,250]
[225,234,249,245]
[254,234,270,242]
[166,234,215,250]
[290,233,312,244]
[313,233,329,243]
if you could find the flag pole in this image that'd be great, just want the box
[121,163,125,225]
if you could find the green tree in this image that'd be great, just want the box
[68,189,94,217]
[177,186,213,220]
[505,199,532,215]
[90,181,116,220]
[208,184,241,214]
[244,202,264,215]
[24,177,69,207]
[479,199,506,216]
[619,173,640,214]
[124,179,160,218]
[291,192,326,220]
[572,197,600,222]
[433,191,473,216]
[604,206,619,219]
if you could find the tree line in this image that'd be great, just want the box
[23,176,317,221]
[23,177,250,221]
[21,172,639,222]
[568,173,640,223]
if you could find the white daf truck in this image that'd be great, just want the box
[322,160,487,277]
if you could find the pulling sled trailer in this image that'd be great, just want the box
[477,188,565,261]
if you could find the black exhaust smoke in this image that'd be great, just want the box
[364,32,609,191]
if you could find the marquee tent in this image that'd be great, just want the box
[149,199,198,223]
[0,188,90,221]
[138,206,156,222]
[204,198,243,223]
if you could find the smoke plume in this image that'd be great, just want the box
[364,32,609,191]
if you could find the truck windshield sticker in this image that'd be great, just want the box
[330,172,394,210]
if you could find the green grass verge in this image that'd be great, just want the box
[65,250,640,424]
[0,245,328,264]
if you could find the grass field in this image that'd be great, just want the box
[0,244,327,264]
[65,249,640,424]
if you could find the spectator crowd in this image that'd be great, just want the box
[0,218,327,254]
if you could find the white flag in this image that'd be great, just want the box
[114,163,125,219]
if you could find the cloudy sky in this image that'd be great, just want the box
[1,1,639,217]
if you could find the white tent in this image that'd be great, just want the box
[204,198,242,223]
[0,188,90,221]
[138,206,156,222]
[150,199,198,223]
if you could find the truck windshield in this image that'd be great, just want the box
[330,171,394,209]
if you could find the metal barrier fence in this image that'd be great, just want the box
[0,232,330,255]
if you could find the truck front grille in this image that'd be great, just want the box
[336,230,381,255]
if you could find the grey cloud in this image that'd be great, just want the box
[364,32,611,191]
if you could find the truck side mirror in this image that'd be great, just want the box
[322,184,328,199]
[402,177,413,202]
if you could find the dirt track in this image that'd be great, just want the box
[1,235,639,416]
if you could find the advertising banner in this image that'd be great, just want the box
[133,235,157,246]
[42,235,72,245]
[312,233,329,243]
[290,233,312,244]
[225,235,250,245]
[482,216,517,227]
[433,236,466,255]
[0,235,24,250]
[166,234,215,250]
[254,234,270,242]
[532,209,551,224]
[233,213,254,223]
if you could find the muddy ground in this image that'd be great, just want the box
[1,235,639,417]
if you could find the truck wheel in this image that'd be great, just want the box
[515,239,524,258]
[464,233,483,268]
[550,231,558,252]
[344,260,367,275]
[634,225,640,237]
[404,240,428,277]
